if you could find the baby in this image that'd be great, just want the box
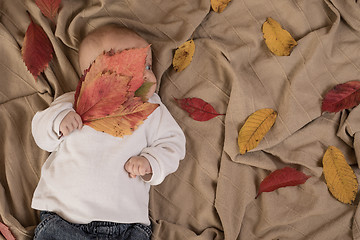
[31,25,186,240]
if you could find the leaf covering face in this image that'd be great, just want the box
[74,46,159,138]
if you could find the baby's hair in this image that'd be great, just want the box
[79,24,141,50]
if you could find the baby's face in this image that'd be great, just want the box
[79,30,156,99]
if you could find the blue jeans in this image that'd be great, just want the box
[33,211,152,240]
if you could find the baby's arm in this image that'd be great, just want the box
[124,156,152,181]
[136,96,186,185]
[32,92,76,152]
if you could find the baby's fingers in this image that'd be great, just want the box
[125,161,143,177]
[74,114,83,129]
[60,127,69,136]
[66,124,76,135]
[124,161,134,175]
[129,173,137,178]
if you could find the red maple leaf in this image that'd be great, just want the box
[75,47,158,137]
[174,97,224,121]
[81,46,149,93]
[76,71,131,121]
[255,167,311,199]
[22,13,54,80]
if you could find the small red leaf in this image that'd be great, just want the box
[22,13,54,80]
[174,97,224,121]
[255,167,311,199]
[35,0,61,22]
[0,222,16,240]
[322,81,360,113]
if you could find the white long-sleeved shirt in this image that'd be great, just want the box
[31,92,186,225]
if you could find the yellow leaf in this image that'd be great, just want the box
[262,17,297,56]
[89,117,133,138]
[322,146,358,204]
[87,101,159,138]
[172,40,195,72]
[238,108,277,154]
[211,0,231,13]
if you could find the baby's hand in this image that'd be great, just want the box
[59,111,83,136]
[124,156,152,181]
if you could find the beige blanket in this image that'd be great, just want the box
[1,0,360,239]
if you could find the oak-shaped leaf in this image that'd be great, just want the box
[262,17,297,56]
[75,48,159,138]
[22,13,54,80]
[238,108,277,154]
[322,146,358,204]
[35,0,61,22]
[76,71,131,122]
[211,0,231,13]
[256,167,311,199]
[174,97,224,121]
[321,80,360,113]
[172,40,195,72]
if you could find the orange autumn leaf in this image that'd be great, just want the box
[76,71,131,121]
[80,46,150,93]
[22,13,54,80]
[75,48,159,138]
[35,0,61,22]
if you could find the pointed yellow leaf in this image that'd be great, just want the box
[322,146,358,204]
[172,40,195,72]
[211,0,231,13]
[238,108,277,154]
[262,17,297,56]
[87,101,159,138]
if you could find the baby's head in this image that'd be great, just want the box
[78,24,156,98]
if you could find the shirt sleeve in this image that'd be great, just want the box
[140,95,186,185]
[31,92,76,152]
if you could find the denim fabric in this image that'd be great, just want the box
[33,211,152,240]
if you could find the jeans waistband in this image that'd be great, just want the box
[79,221,130,235]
